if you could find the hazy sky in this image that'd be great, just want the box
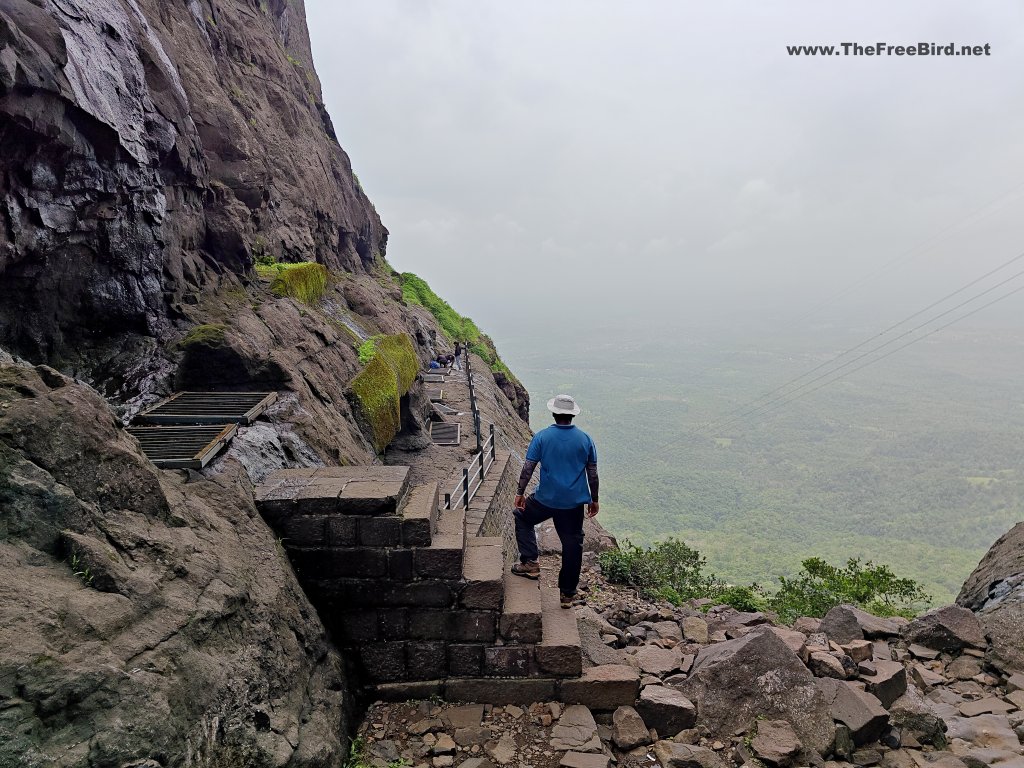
[306,2,1024,340]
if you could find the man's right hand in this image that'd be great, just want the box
[514,494,527,511]
[587,501,599,518]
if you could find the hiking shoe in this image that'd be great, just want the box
[511,561,540,580]
[560,593,575,609]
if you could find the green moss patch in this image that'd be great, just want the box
[256,261,329,305]
[179,323,227,349]
[348,333,418,451]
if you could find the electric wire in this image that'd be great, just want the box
[716,280,1024,431]
[699,249,1024,434]
[702,265,1024,436]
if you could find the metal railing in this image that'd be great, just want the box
[465,353,483,450]
[444,424,497,510]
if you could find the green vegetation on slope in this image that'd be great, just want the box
[179,323,226,349]
[348,333,418,452]
[599,539,930,618]
[400,273,519,380]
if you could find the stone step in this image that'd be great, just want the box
[373,664,640,708]
[460,537,504,610]
[255,465,411,518]
[414,504,465,580]
[535,586,583,677]
[499,571,543,644]
[400,481,438,547]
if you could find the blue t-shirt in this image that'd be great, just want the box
[526,424,597,509]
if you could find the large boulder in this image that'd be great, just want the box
[904,606,987,654]
[0,365,348,766]
[957,521,1024,673]
[677,628,835,755]
[820,604,904,643]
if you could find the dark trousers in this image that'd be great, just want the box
[514,495,585,596]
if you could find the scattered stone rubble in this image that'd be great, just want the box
[353,559,1024,768]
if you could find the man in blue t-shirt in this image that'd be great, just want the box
[511,393,599,608]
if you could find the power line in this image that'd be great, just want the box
[722,281,1024,431]
[699,249,1024,433]
[780,181,1024,329]
[703,265,1024,435]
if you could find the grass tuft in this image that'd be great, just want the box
[348,333,418,451]
[256,261,329,305]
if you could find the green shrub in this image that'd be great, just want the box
[769,557,930,623]
[401,272,478,341]
[599,538,720,603]
[268,262,329,305]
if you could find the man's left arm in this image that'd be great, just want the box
[585,464,599,517]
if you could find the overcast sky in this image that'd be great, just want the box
[306,1,1024,340]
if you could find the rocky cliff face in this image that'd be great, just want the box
[957,521,1024,673]
[0,0,385,395]
[0,363,349,766]
[0,1,537,765]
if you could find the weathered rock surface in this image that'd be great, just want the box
[0,365,346,766]
[635,685,696,737]
[904,606,987,654]
[957,521,1024,673]
[678,629,835,755]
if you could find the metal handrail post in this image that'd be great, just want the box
[444,492,451,510]
[463,468,470,510]
[489,424,496,462]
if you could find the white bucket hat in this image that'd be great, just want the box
[547,394,581,415]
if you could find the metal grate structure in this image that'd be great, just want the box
[429,421,461,446]
[135,391,277,425]
[421,373,446,384]
[427,387,444,403]
[126,424,238,469]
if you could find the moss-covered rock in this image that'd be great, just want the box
[178,323,227,349]
[268,263,329,305]
[347,333,418,452]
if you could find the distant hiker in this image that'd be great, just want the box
[453,341,463,370]
[511,393,599,608]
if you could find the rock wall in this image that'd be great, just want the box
[0,363,349,766]
[0,0,385,393]
[957,521,1024,673]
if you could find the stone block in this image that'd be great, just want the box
[560,664,641,710]
[373,680,444,701]
[278,514,328,546]
[448,644,484,677]
[409,610,497,643]
[415,545,463,580]
[360,642,406,683]
[500,573,543,643]
[388,549,414,581]
[484,645,532,677]
[327,516,357,546]
[328,580,455,608]
[379,609,408,640]
[864,660,907,708]
[407,641,447,680]
[445,678,557,705]
[402,517,433,547]
[636,686,697,737]
[335,610,378,643]
[289,547,387,579]
[359,516,401,547]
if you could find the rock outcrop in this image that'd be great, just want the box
[958,521,1024,674]
[0,364,348,766]
[0,0,385,392]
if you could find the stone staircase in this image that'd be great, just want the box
[254,465,638,705]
